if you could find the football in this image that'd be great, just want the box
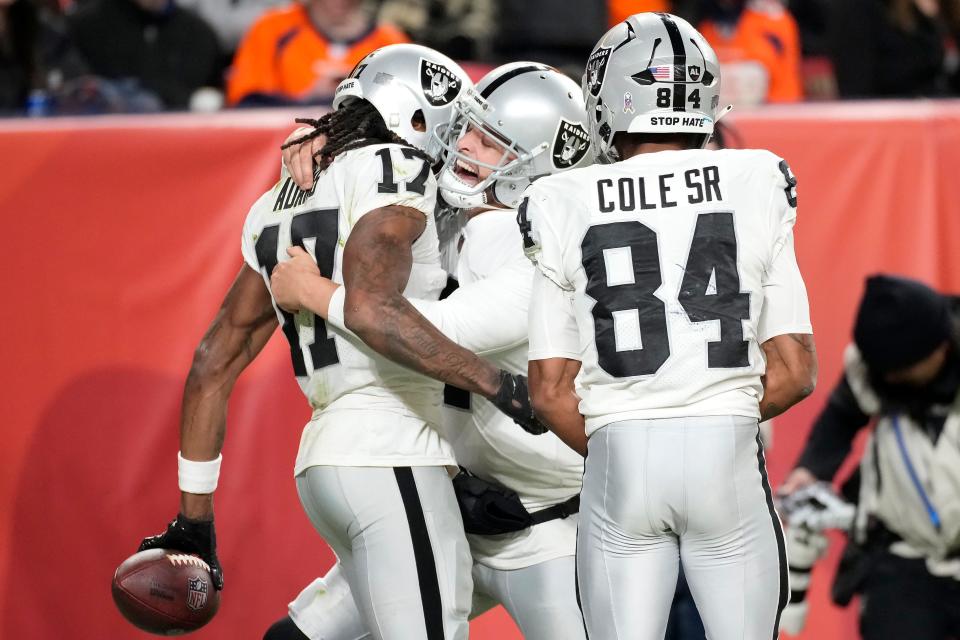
[112,548,220,635]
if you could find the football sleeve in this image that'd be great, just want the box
[517,186,574,291]
[326,261,531,355]
[338,145,438,229]
[528,269,581,361]
[239,188,278,272]
[758,157,812,342]
[409,260,532,355]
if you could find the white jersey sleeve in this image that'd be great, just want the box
[409,262,530,355]
[325,261,530,355]
[518,190,577,291]
[240,186,278,272]
[327,208,531,355]
[758,157,812,342]
[528,270,580,361]
[335,145,437,228]
[758,229,812,341]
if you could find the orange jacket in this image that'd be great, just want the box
[227,5,408,105]
[698,1,802,102]
[608,0,671,27]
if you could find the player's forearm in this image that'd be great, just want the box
[760,364,816,421]
[344,288,501,398]
[531,388,587,456]
[177,303,277,519]
[760,333,817,421]
[178,363,235,520]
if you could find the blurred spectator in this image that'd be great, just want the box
[698,0,803,105]
[608,0,669,25]
[787,0,836,99]
[177,0,287,53]
[379,0,494,60]
[226,0,408,107]
[492,0,606,75]
[788,0,829,55]
[0,0,88,115]
[67,0,224,111]
[781,274,960,640]
[830,0,960,98]
[606,0,703,25]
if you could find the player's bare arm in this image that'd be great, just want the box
[759,332,818,421]
[529,357,586,456]
[179,264,278,519]
[138,265,277,590]
[342,204,503,398]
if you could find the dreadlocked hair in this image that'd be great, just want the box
[281,100,432,171]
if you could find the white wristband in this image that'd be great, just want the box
[178,451,222,494]
[327,285,347,332]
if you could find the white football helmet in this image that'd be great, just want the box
[333,44,472,159]
[583,12,722,162]
[434,62,592,209]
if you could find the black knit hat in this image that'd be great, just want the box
[854,274,951,373]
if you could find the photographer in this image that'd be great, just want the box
[781,274,960,640]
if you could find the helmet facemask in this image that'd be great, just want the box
[434,91,549,209]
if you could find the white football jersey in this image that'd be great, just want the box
[327,208,584,569]
[524,148,812,435]
[415,210,584,570]
[240,143,452,471]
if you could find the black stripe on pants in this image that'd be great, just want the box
[394,467,445,640]
[755,432,789,639]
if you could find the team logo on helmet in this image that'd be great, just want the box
[688,65,701,82]
[186,577,209,611]
[420,59,460,107]
[552,120,590,169]
[585,47,611,97]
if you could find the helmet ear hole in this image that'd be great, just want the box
[411,109,426,132]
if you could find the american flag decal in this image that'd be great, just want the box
[650,66,672,81]
[186,576,209,611]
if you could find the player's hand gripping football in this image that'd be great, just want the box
[139,515,224,590]
[492,371,548,435]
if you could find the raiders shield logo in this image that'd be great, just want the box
[420,59,460,107]
[688,65,702,82]
[186,576,209,611]
[585,47,611,97]
[552,120,590,169]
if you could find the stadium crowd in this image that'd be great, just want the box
[2,0,960,115]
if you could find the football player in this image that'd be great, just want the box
[264,63,592,640]
[137,44,538,640]
[523,13,818,640]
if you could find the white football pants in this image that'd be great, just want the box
[288,549,586,640]
[577,417,788,640]
[295,465,472,640]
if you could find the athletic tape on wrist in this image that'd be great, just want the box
[178,452,222,494]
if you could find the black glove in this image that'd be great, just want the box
[139,514,224,590]
[491,371,548,435]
